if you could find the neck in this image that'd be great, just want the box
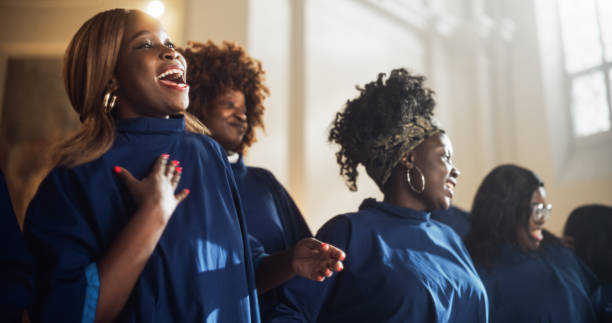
[383,189,426,211]
[382,166,427,211]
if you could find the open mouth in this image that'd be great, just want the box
[444,181,455,197]
[156,68,188,90]
[530,228,543,241]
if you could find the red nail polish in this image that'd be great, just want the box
[184,188,190,194]
[176,166,183,173]
[113,166,121,174]
[171,160,180,166]
[321,243,327,248]
[161,154,169,159]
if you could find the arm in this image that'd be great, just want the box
[268,216,352,322]
[94,154,189,323]
[256,238,345,294]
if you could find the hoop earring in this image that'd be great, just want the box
[407,166,425,193]
[103,90,117,112]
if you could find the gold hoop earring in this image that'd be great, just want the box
[103,90,117,112]
[407,166,425,193]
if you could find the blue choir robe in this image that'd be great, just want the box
[230,155,312,319]
[269,198,489,323]
[431,205,470,238]
[477,240,603,323]
[230,155,311,253]
[24,116,260,323]
[1,171,34,322]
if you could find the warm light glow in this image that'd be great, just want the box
[146,0,165,18]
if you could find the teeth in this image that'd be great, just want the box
[156,68,183,80]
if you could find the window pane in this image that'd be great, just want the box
[597,0,612,62]
[571,71,611,136]
[558,0,603,72]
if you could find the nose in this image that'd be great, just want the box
[451,166,460,178]
[160,47,180,60]
[235,110,247,123]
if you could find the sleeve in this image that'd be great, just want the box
[0,172,34,322]
[248,233,268,270]
[259,169,312,246]
[24,170,101,323]
[267,216,351,322]
[272,177,312,244]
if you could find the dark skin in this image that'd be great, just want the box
[383,133,460,211]
[200,89,247,152]
[199,88,346,293]
[517,187,548,251]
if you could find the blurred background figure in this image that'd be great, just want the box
[564,204,612,320]
[464,164,604,323]
[0,169,33,323]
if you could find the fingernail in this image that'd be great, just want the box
[171,160,180,166]
[184,188,190,195]
[176,167,183,173]
[113,166,121,174]
[318,276,324,282]
[340,254,346,261]
[161,154,169,159]
[321,243,327,248]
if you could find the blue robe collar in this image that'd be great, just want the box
[115,115,186,134]
[359,198,431,222]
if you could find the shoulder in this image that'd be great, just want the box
[245,165,281,184]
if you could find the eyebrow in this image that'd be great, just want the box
[128,30,152,42]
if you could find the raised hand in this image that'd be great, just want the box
[113,154,190,222]
[292,238,346,282]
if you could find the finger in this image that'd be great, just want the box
[325,244,346,261]
[114,166,138,191]
[175,188,190,204]
[327,260,343,273]
[171,166,182,188]
[319,268,332,278]
[166,160,179,177]
[152,154,170,175]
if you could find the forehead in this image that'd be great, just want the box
[531,186,547,202]
[421,132,453,152]
[123,11,166,42]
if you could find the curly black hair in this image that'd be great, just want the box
[328,68,436,191]
[179,41,269,154]
[464,164,544,268]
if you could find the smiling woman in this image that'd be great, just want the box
[23,9,262,323]
[269,68,488,322]
[464,164,605,322]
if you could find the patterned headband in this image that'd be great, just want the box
[363,115,444,191]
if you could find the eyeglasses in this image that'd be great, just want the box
[531,203,552,222]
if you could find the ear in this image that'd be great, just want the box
[400,152,417,168]
[108,76,119,92]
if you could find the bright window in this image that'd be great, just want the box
[558,0,612,137]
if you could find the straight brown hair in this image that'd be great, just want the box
[55,8,208,167]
